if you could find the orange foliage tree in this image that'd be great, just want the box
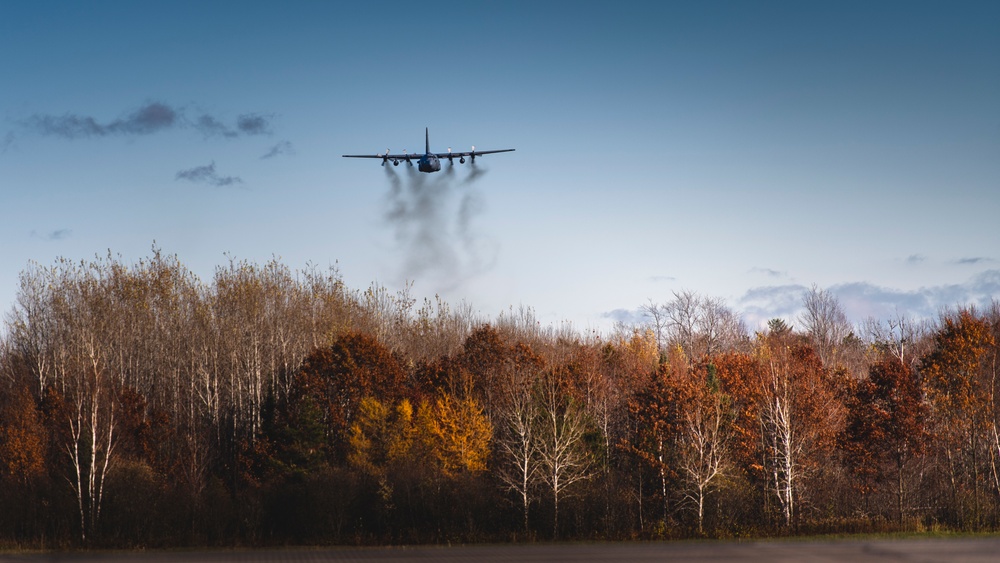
[715,329,842,529]
[626,345,688,528]
[920,309,995,527]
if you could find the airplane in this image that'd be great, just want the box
[343,128,514,173]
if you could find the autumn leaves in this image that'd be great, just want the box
[2,251,1000,546]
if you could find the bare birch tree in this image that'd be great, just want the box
[535,366,592,539]
[754,334,842,528]
[495,344,542,533]
[675,366,732,533]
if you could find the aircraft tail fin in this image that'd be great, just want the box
[425,127,429,154]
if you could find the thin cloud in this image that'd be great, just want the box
[969,269,1000,299]
[21,102,274,140]
[237,114,272,135]
[738,284,807,328]
[826,282,931,322]
[602,308,646,326]
[906,254,926,265]
[24,102,178,138]
[116,102,177,134]
[261,140,294,159]
[28,114,104,138]
[649,275,676,283]
[195,114,239,138]
[175,162,243,187]
[30,228,73,241]
[750,267,787,278]
[956,257,992,265]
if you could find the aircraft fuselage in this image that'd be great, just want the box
[417,154,441,173]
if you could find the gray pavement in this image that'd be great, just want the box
[2,537,999,563]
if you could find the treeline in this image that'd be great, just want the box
[1,251,999,547]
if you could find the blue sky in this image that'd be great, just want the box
[2,1,998,332]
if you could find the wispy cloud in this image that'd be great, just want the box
[195,112,273,138]
[30,228,72,241]
[19,102,274,141]
[738,284,807,328]
[602,308,647,326]
[823,282,932,323]
[261,140,294,159]
[648,275,676,283]
[906,254,926,265]
[24,102,178,138]
[9,101,280,183]
[175,162,243,187]
[195,114,238,138]
[749,267,787,278]
[956,256,992,265]
[237,114,272,136]
[2,131,16,153]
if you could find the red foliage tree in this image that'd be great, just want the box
[295,332,407,462]
[840,354,927,522]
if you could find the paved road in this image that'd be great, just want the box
[3,537,1000,562]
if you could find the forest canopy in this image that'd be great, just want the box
[1,250,999,547]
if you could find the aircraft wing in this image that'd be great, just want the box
[342,152,416,160]
[342,149,515,160]
[434,148,515,158]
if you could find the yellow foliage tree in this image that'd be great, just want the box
[347,396,425,510]
[920,309,995,527]
[348,397,420,477]
[422,394,492,477]
[347,396,390,478]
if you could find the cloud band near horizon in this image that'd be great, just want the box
[606,269,1000,330]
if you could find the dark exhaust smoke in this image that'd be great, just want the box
[383,163,497,289]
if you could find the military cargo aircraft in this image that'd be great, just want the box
[343,128,514,173]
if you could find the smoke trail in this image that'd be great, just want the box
[461,160,487,185]
[383,162,496,289]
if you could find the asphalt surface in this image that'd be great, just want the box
[3,537,1000,562]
